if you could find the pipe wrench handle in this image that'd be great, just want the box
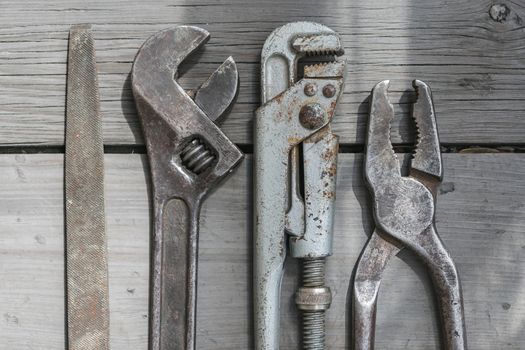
[254,76,344,349]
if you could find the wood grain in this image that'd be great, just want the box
[0,154,523,349]
[0,0,524,146]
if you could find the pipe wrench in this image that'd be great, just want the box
[352,80,467,349]
[131,26,243,350]
[254,22,346,349]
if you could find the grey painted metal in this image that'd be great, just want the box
[352,80,466,349]
[255,22,345,350]
[131,26,243,350]
[65,24,110,350]
[289,131,338,259]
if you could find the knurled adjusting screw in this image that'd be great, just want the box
[180,138,216,174]
[295,286,332,311]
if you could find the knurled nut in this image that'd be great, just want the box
[295,286,332,311]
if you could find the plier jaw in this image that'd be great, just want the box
[411,79,443,181]
[366,79,443,186]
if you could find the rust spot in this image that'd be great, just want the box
[323,190,335,199]
[322,147,336,161]
[320,163,337,179]
[328,163,337,177]
[304,63,325,76]
[279,237,285,257]
[288,136,302,145]
[327,100,338,116]
[274,93,284,104]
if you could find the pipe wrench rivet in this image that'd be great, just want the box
[304,83,318,96]
[322,84,336,98]
[299,103,326,129]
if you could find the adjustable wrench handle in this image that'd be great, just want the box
[150,197,201,350]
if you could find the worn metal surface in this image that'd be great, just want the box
[352,80,466,349]
[289,131,338,259]
[131,26,243,350]
[64,24,110,350]
[193,56,239,123]
[255,22,345,350]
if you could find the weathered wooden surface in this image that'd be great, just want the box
[0,0,524,146]
[1,1,524,349]
[1,154,523,349]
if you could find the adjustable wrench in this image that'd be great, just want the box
[131,26,243,350]
[255,22,346,349]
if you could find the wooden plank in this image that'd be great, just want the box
[0,0,524,146]
[0,153,523,349]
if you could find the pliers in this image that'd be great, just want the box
[352,80,467,349]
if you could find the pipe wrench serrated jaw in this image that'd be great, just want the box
[261,21,345,102]
[131,25,243,350]
[255,22,346,350]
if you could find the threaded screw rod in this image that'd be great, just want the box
[295,258,331,350]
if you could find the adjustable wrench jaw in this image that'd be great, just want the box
[131,26,243,350]
[255,22,345,350]
[132,26,243,205]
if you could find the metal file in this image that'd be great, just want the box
[65,24,110,350]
